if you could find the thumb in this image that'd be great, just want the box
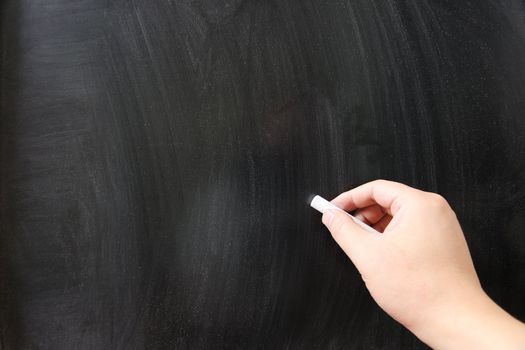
[322,209,372,263]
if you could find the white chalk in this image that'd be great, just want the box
[310,195,379,234]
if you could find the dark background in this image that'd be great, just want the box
[1,0,525,349]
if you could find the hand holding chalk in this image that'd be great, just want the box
[311,180,525,350]
[310,195,379,234]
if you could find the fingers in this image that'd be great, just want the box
[354,204,387,225]
[331,180,419,215]
[353,205,393,233]
[322,209,373,264]
[372,215,392,233]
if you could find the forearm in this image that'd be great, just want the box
[412,290,525,350]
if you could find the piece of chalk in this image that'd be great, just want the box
[310,195,379,234]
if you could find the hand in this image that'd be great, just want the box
[321,180,525,350]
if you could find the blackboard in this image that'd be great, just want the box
[1,1,525,348]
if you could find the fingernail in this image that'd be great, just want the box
[322,210,335,227]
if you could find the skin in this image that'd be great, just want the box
[321,180,525,350]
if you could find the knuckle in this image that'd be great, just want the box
[373,179,389,187]
[391,196,404,214]
[426,193,450,210]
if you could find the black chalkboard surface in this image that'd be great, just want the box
[1,1,525,349]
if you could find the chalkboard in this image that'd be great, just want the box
[1,1,525,348]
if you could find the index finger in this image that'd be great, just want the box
[331,180,420,215]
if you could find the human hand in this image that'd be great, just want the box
[321,180,525,350]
